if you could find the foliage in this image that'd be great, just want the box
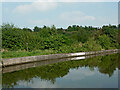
[97,34,119,49]
[83,37,102,51]
[2,23,119,58]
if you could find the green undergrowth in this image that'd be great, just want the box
[2,49,58,59]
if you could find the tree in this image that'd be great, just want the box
[83,37,102,51]
[23,28,32,32]
[51,25,57,34]
[97,34,111,49]
[33,26,41,32]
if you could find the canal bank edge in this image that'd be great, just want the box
[2,49,120,67]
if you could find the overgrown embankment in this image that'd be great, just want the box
[2,24,120,58]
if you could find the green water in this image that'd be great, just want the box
[2,53,120,88]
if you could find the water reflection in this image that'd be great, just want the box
[2,52,119,74]
[2,53,120,88]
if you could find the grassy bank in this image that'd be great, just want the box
[2,42,101,59]
[2,49,59,59]
[1,47,117,59]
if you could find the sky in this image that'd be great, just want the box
[1,1,119,29]
[118,2,120,24]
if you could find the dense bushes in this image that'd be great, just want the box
[70,29,91,43]
[1,23,120,58]
[2,27,24,50]
[39,35,71,50]
[2,24,72,51]
[83,38,102,51]
[97,35,112,49]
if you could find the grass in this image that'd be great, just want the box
[2,43,118,59]
[2,44,85,59]
[2,49,60,59]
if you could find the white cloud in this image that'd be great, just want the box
[17,78,57,88]
[63,68,95,81]
[60,11,95,23]
[13,0,57,14]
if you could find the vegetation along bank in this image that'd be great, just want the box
[1,23,120,58]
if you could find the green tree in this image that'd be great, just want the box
[97,34,112,49]
[83,37,102,51]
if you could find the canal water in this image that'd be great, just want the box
[2,53,120,88]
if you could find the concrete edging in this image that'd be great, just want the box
[2,49,120,67]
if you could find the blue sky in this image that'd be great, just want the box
[2,2,118,29]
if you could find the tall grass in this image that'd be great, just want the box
[2,49,58,59]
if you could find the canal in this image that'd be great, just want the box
[2,53,120,88]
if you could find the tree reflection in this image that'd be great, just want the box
[2,53,120,88]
